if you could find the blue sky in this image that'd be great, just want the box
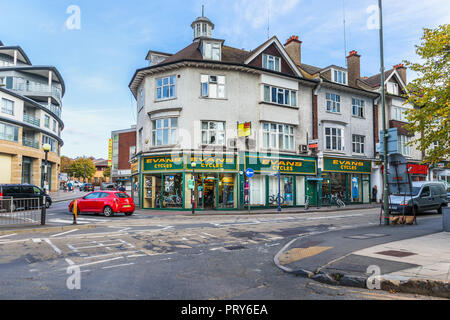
[1,0,449,159]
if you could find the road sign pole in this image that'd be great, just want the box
[248,178,250,214]
[277,169,281,212]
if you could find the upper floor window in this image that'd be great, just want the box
[1,98,14,115]
[152,118,178,146]
[391,105,408,122]
[263,122,294,150]
[352,98,365,118]
[352,135,365,154]
[262,54,281,72]
[326,93,341,113]
[139,87,145,109]
[263,85,297,107]
[203,42,221,60]
[387,82,399,95]
[332,69,347,85]
[52,120,57,132]
[398,135,411,156]
[0,122,18,142]
[201,121,225,145]
[44,115,50,128]
[138,128,143,147]
[201,75,226,99]
[42,135,57,152]
[156,75,176,100]
[325,127,344,151]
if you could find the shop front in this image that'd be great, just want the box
[139,153,238,210]
[243,153,317,208]
[321,157,371,205]
[130,159,140,207]
[407,163,428,182]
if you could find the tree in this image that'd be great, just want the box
[103,166,111,178]
[60,156,73,174]
[403,24,450,164]
[68,158,96,182]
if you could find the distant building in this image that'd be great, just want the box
[111,126,136,191]
[0,40,65,191]
[90,159,110,185]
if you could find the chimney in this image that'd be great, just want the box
[346,50,360,87]
[284,35,302,64]
[394,63,407,84]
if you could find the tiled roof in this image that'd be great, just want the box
[299,63,323,75]
[361,69,395,87]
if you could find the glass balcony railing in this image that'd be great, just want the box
[22,137,40,149]
[9,77,62,101]
[37,102,62,118]
[23,114,40,127]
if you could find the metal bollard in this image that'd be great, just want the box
[41,195,46,225]
[73,200,78,225]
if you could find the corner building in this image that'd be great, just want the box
[129,13,319,210]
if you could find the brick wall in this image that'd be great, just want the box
[118,131,136,170]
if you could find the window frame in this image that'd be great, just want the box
[201,121,226,146]
[262,54,281,72]
[325,92,341,113]
[263,84,297,108]
[324,126,344,151]
[352,134,365,154]
[203,42,221,61]
[201,74,226,99]
[398,135,411,156]
[155,75,176,101]
[0,121,19,142]
[1,98,14,116]
[262,122,295,151]
[332,68,348,85]
[352,98,365,118]
[151,117,178,147]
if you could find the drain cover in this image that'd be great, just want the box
[376,250,417,258]
[225,245,247,251]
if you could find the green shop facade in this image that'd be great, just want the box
[135,152,319,210]
[319,157,372,205]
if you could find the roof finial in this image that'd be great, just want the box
[202,5,204,17]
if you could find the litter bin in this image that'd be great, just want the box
[444,206,450,232]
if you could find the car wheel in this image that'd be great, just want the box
[45,201,51,209]
[103,206,114,217]
[125,211,134,216]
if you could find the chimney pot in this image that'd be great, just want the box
[284,35,302,64]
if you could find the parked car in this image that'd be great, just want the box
[82,183,94,192]
[79,183,86,191]
[388,181,448,215]
[100,182,116,191]
[0,184,52,211]
[69,181,83,188]
[69,191,135,217]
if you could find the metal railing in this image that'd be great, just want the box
[22,137,40,149]
[23,113,41,127]
[0,197,42,226]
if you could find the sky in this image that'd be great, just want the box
[1,0,449,159]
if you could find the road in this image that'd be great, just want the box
[0,203,443,300]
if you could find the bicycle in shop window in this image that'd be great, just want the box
[269,194,284,206]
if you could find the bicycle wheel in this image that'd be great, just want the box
[305,199,309,210]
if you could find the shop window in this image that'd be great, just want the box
[268,175,294,206]
[218,173,236,208]
[162,174,183,208]
[143,174,162,208]
[296,176,305,206]
[249,175,266,206]
[349,175,362,203]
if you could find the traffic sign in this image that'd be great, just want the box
[245,168,254,178]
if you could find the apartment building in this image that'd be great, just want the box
[0,41,64,191]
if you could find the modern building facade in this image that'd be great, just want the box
[0,41,64,191]
[111,126,136,191]
[130,13,319,210]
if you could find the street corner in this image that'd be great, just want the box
[0,223,96,237]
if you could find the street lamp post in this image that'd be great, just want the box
[42,143,51,225]
[378,0,390,225]
[191,162,197,215]
[277,168,281,212]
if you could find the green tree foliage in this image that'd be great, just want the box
[68,158,96,180]
[404,24,450,164]
[103,166,111,178]
[60,156,73,174]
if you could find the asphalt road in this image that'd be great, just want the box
[0,206,444,300]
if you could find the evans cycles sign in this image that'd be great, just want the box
[143,155,184,171]
[323,158,372,174]
[245,155,316,175]
[186,154,237,171]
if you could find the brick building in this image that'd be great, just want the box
[111,126,136,191]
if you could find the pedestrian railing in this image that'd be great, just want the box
[0,197,42,226]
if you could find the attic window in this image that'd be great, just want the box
[387,82,399,95]
[263,54,281,72]
[203,42,221,61]
[332,69,347,85]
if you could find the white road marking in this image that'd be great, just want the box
[49,219,89,225]
[32,238,42,243]
[50,229,79,238]
[0,233,17,239]
[84,251,139,259]
[127,254,147,258]
[102,263,134,269]
[44,238,62,255]
[202,232,217,238]
[60,256,123,270]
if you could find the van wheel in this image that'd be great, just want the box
[103,206,114,217]
[437,206,443,215]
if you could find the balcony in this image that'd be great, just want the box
[22,137,40,149]
[37,102,61,118]
[9,78,62,104]
[23,114,40,127]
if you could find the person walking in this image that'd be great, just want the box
[372,185,378,203]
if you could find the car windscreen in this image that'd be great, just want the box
[114,193,130,198]
[411,187,421,196]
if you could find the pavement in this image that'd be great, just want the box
[274,216,450,299]
[49,190,89,203]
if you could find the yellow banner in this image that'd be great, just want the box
[108,139,112,167]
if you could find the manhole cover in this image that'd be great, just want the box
[375,250,417,258]
[225,245,247,251]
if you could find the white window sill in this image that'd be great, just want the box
[260,101,298,109]
[325,111,341,115]
[352,115,365,119]
[154,97,177,103]
[200,97,228,101]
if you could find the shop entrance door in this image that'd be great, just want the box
[202,177,217,209]
[306,181,318,206]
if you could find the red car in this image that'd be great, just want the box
[69,191,135,217]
